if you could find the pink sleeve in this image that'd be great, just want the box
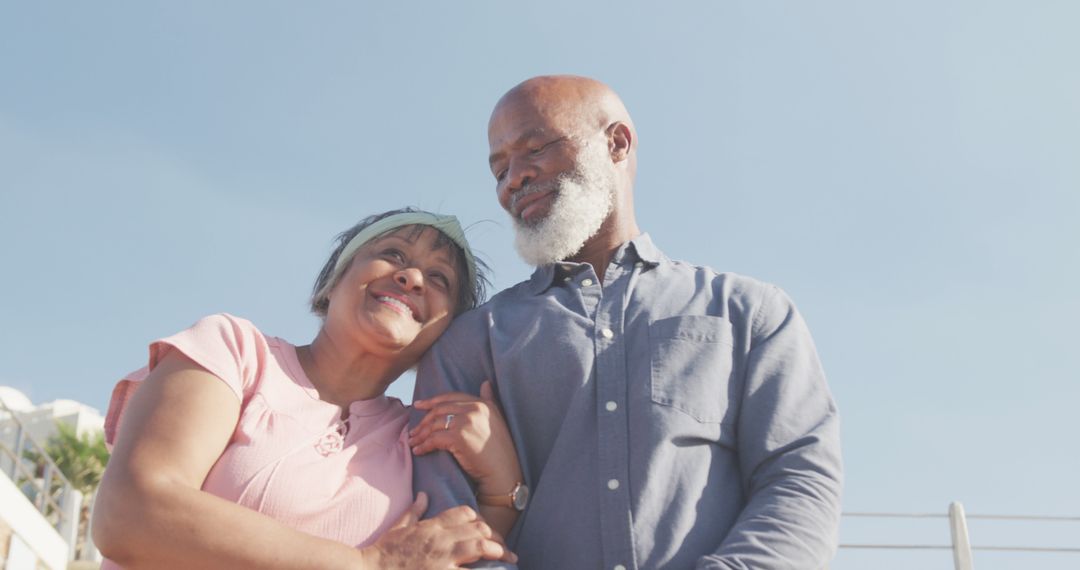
[104,313,267,448]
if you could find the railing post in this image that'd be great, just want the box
[60,488,83,560]
[0,422,18,476]
[39,461,54,512]
[12,423,27,477]
[949,501,975,570]
[83,490,102,562]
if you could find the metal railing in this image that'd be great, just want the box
[0,398,90,561]
[0,399,76,528]
[838,502,1080,569]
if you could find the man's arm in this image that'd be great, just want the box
[409,380,522,538]
[698,286,843,570]
[411,314,520,570]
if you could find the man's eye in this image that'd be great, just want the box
[494,169,507,182]
[381,249,405,262]
[530,138,563,155]
[528,143,549,155]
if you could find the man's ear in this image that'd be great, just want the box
[606,121,633,163]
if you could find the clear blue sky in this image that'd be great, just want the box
[2,2,1077,568]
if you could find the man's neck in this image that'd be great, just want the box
[567,218,640,283]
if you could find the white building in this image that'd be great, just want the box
[0,386,104,570]
[6,394,105,445]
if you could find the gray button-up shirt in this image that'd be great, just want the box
[412,234,842,569]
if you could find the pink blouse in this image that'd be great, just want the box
[103,314,413,564]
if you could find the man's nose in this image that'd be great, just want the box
[505,160,535,193]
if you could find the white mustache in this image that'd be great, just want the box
[510,179,560,215]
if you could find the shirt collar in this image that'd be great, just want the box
[525,233,664,295]
[620,233,664,267]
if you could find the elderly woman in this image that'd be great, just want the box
[93,208,522,569]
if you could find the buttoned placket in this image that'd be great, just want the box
[590,258,637,570]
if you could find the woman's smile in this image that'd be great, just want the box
[372,291,419,321]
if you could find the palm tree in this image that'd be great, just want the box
[47,422,109,490]
[23,421,110,557]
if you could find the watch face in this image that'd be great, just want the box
[512,483,530,511]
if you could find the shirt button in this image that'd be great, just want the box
[600,328,614,339]
[605,401,617,412]
[614,566,627,570]
[581,278,594,287]
[607,479,620,490]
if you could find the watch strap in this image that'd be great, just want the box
[477,481,526,510]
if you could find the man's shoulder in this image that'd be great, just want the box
[631,233,780,302]
[470,277,536,313]
[485,277,539,306]
[663,257,782,304]
[656,257,806,337]
[436,278,535,339]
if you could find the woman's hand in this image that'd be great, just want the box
[409,381,524,538]
[409,381,523,496]
[361,492,516,568]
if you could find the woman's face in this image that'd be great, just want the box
[324,226,460,363]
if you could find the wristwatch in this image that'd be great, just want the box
[477,481,530,511]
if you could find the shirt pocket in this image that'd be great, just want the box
[648,315,735,423]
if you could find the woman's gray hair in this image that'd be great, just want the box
[310,207,489,317]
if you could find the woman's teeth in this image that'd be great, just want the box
[377,296,414,318]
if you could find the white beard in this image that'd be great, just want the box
[511,145,616,267]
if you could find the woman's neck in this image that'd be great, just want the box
[296,329,403,408]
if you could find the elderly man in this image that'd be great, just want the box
[411,75,842,569]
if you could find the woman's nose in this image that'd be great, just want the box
[395,267,424,291]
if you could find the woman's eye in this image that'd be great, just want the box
[429,272,451,289]
[382,249,405,262]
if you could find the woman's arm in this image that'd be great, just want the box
[94,351,511,570]
[409,381,523,537]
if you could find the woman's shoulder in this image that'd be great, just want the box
[174,312,285,353]
[188,312,264,337]
[105,313,272,448]
[147,313,286,398]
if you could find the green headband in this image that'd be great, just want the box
[326,212,477,300]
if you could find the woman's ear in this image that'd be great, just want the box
[606,121,633,163]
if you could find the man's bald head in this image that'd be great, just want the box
[490,75,637,152]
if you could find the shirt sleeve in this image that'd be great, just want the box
[410,312,518,570]
[698,286,843,570]
[104,313,266,448]
[148,313,265,401]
